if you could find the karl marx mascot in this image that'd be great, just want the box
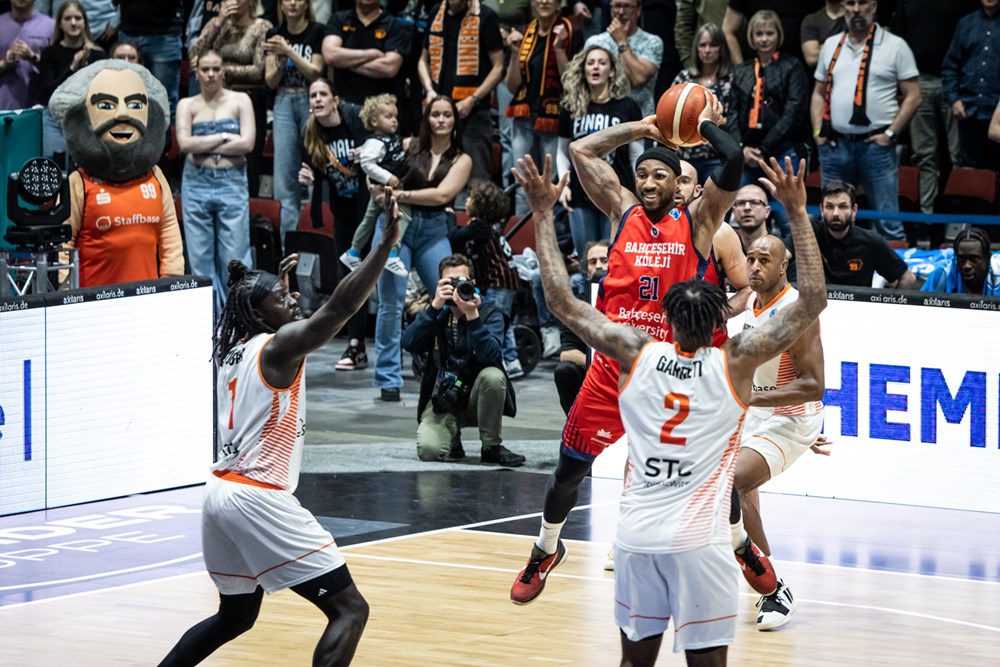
[50,60,183,288]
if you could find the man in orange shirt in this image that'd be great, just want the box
[50,60,183,287]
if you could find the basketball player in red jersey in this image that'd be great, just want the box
[519,153,826,666]
[510,97,749,605]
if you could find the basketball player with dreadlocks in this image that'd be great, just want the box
[510,96,765,606]
[516,153,826,667]
[158,193,401,667]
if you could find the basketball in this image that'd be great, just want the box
[655,83,717,148]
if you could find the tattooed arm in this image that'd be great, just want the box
[724,157,827,404]
[514,154,651,374]
[568,116,664,237]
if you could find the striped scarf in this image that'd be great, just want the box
[427,1,482,101]
[822,22,877,134]
[505,17,573,133]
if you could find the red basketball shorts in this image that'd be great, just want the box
[561,351,624,460]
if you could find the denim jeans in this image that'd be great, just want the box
[372,209,452,389]
[497,83,514,188]
[484,286,519,364]
[273,89,311,241]
[117,28,183,122]
[511,117,559,216]
[818,138,904,240]
[41,108,66,167]
[529,269,557,328]
[568,204,611,261]
[182,161,252,309]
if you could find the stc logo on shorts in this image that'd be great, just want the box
[95,214,161,231]
[824,362,998,447]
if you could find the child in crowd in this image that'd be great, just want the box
[340,93,411,277]
[448,180,525,378]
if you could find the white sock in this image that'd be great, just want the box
[536,519,565,554]
[731,521,748,552]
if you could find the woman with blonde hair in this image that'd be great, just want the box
[729,10,809,183]
[671,22,734,183]
[557,43,642,261]
[39,0,105,165]
[504,0,583,215]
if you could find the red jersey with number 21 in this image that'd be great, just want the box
[599,205,705,341]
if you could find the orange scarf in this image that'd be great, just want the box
[823,22,876,130]
[427,1,482,101]
[505,17,573,133]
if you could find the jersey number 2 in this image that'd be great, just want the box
[660,392,690,446]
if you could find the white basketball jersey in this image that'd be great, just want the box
[212,333,307,492]
[742,284,823,418]
[617,342,746,554]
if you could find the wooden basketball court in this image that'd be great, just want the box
[3,486,1000,666]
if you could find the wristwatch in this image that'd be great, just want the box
[884,128,897,144]
[617,42,629,54]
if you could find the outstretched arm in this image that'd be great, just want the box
[263,191,402,381]
[514,154,650,374]
[687,95,744,257]
[724,158,827,401]
[567,117,664,236]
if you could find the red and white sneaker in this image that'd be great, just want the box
[734,537,778,595]
[510,541,567,605]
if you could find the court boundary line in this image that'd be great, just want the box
[8,540,995,638]
[2,499,999,611]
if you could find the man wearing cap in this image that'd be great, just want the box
[510,96,746,605]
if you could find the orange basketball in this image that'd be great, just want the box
[655,83,717,148]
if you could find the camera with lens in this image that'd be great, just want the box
[446,277,478,305]
[431,370,471,414]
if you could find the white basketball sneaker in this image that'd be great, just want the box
[756,579,796,631]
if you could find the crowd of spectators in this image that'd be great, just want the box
[1,0,998,443]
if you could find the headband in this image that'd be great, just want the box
[635,146,681,176]
[248,271,281,308]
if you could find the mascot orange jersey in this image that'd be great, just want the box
[74,170,177,287]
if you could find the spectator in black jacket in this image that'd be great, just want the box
[728,9,808,237]
[729,9,809,183]
[402,253,525,467]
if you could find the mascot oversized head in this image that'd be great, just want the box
[49,60,169,184]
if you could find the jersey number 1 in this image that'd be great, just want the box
[227,378,237,429]
[660,392,690,446]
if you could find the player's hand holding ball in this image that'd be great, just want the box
[655,83,721,148]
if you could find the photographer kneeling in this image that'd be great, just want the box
[402,254,525,467]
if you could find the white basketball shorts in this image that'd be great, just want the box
[740,410,825,479]
[614,543,738,652]
[202,474,346,595]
